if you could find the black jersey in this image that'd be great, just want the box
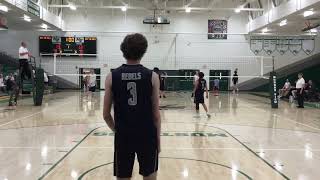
[112,64,156,137]
[232,73,238,85]
[196,79,206,94]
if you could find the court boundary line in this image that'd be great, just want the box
[37,123,291,180]
[38,126,104,180]
[77,157,253,180]
[201,123,291,180]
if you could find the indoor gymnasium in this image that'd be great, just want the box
[0,0,320,179]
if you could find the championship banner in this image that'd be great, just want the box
[276,38,289,55]
[302,39,315,55]
[289,39,302,55]
[208,20,227,39]
[263,37,277,55]
[250,38,263,55]
[250,36,313,56]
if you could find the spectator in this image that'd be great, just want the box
[0,74,5,93]
[295,73,305,108]
[305,80,317,101]
[88,70,96,92]
[213,78,220,96]
[279,79,291,98]
[6,74,19,108]
[44,72,49,88]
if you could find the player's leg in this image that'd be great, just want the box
[137,138,158,180]
[201,103,211,117]
[143,172,157,180]
[114,135,135,180]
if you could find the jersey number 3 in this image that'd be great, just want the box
[127,82,137,106]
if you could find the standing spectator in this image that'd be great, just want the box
[88,70,97,92]
[232,68,239,94]
[6,74,19,108]
[44,72,49,89]
[213,78,220,96]
[279,79,291,98]
[0,74,5,93]
[296,73,305,108]
[19,42,31,81]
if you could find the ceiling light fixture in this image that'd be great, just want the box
[304,10,314,17]
[41,23,48,29]
[310,28,317,33]
[235,8,241,13]
[23,15,31,22]
[262,27,269,33]
[121,6,127,12]
[186,7,191,13]
[279,19,287,26]
[69,5,77,10]
[0,5,8,12]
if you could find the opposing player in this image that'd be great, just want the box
[193,72,210,117]
[232,68,239,94]
[192,71,199,97]
[103,33,161,180]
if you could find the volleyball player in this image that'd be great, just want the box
[193,72,210,117]
[232,68,239,94]
[103,33,161,180]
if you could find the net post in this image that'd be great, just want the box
[260,56,264,77]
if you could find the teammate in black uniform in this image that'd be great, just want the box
[153,68,166,98]
[103,33,161,180]
[193,72,210,117]
[232,68,239,94]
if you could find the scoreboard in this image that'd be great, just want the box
[39,36,97,56]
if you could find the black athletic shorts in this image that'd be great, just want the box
[114,133,159,178]
[194,92,204,104]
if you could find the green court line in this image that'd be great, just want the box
[38,126,104,180]
[38,122,291,180]
[77,157,253,180]
[204,124,291,180]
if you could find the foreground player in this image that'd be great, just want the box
[193,72,210,117]
[103,33,161,180]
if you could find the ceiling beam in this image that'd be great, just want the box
[48,4,264,11]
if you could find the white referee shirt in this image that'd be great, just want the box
[296,78,305,89]
[19,46,29,59]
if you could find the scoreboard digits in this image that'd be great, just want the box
[39,36,97,56]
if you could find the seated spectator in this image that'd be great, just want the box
[279,79,291,98]
[0,74,5,93]
[305,80,319,102]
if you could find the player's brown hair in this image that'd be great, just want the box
[120,33,148,61]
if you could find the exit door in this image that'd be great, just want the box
[209,70,230,91]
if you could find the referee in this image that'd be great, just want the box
[296,73,305,108]
[18,42,31,81]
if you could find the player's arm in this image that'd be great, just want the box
[193,80,198,95]
[205,81,209,98]
[152,72,161,153]
[103,73,115,132]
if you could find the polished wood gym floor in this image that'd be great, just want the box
[0,91,319,180]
